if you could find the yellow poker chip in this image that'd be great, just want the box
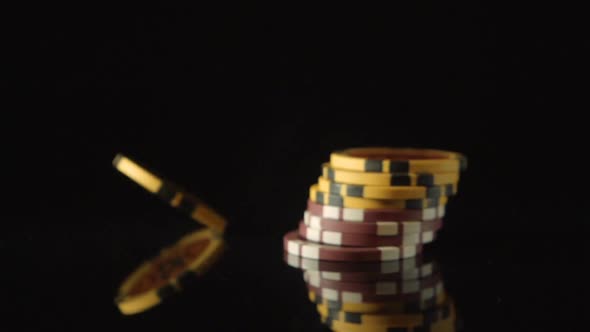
[309,184,448,210]
[330,147,468,173]
[113,154,227,234]
[317,176,458,200]
[322,164,460,187]
[115,228,224,315]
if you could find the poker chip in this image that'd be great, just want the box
[306,280,445,303]
[310,184,449,209]
[323,163,460,186]
[114,228,224,315]
[284,252,429,272]
[319,299,457,332]
[303,267,435,283]
[304,211,443,236]
[318,176,458,200]
[317,303,409,323]
[284,230,422,262]
[284,254,437,282]
[308,288,448,314]
[306,200,446,222]
[330,147,468,173]
[113,154,227,233]
[316,299,452,326]
[317,295,452,323]
[298,221,436,247]
[304,271,441,296]
[323,311,456,332]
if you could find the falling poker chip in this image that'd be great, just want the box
[112,154,227,234]
[112,154,229,314]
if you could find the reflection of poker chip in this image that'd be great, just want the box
[320,299,457,332]
[306,280,444,303]
[318,176,458,200]
[323,163,460,186]
[310,184,449,209]
[304,271,442,296]
[308,290,447,315]
[307,200,445,222]
[330,147,468,173]
[284,230,422,261]
[304,211,443,236]
[317,299,452,326]
[284,254,438,282]
[113,154,227,233]
[323,312,455,332]
[298,221,436,247]
[283,253,437,282]
[114,228,224,315]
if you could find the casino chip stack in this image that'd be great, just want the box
[284,147,467,261]
[283,147,465,331]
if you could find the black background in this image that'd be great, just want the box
[4,3,589,331]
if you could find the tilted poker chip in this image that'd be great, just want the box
[310,184,448,210]
[113,154,227,233]
[284,230,422,261]
[330,147,468,173]
[298,221,436,247]
[114,228,224,315]
[306,200,445,222]
[304,211,443,236]
[317,176,458,200]
[322,163,460,187]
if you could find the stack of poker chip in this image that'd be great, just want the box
[283,147,466,331]
[284,147,467,261]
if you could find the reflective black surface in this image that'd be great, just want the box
[8,197,588,331]
[5,3,587,331]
